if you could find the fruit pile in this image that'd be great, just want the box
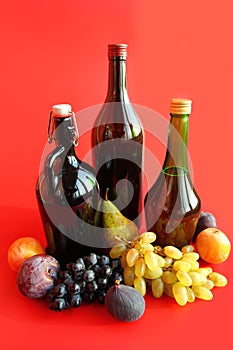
[110,231,228,306]
[7,210,231,321]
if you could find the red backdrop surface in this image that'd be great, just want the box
[1,1,233,349]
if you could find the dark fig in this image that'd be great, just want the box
[105,280,145,322]
[193,212,217,242]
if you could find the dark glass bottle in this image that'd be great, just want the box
[36,104,100,266]
[144,98,201,248]
[92,44,144,226]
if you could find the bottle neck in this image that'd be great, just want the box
[106,58,129,101]
[53,116,76,153]
[162,114,189,175]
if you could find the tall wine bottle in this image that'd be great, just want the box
[92,44,144,226]
[36,104,100,266]
[144,98,201,248]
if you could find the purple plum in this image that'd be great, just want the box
[193,212,217,242]
[17,254,60,298]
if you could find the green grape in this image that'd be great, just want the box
[109,244,127,259]
[163,256,174,268]
[173,282,188,306]
[189,271,207,285]
[155,254,166,268]
[164,283,174,298]
[176,271,192,287]
[162,270,178,284]
[186,287,195,303]
[134,241,154,255]
[144,251,158,270]
[197,267,213,277]
[141,231,157,244]
[182,252,199,261]
[123,266,135,286]
[135,257,146,278]
[202,279,215,290]
[185,260,199,271]
[120,252,128,269]
[152,278,164,298]
[134,276,146,296]
[126,248,139,267]
[144,266,163,279]
[164,246,182,260]
[181,245,194,253]
[208,272,228,287]
[173,260,191,272]
[192,285,213,300]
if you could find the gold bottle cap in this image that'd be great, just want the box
[170,98,192,115]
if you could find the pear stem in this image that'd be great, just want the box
[105,188,109,201]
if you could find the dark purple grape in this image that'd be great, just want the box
[49,297,68,312]
[69,293,82,308]
[98,255,110,266]
[52,283,67,298]
[97,277,108,290]
[83,253,98,267]
[63,278,74,286]
[83,270,95,282]
[60,270,73,280]
[95,290,106,304]
[86,281,98,294]
[110,272,123,284]
[110,259,121,270]
[17,255,60,299]
[72,261,85,272]
[92,264,101,278]
[82,291,95,302]
[74,270,84,281]
[67,282,81,295]
[78,280,86,293]
[101,265,112,278]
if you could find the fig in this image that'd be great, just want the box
[105,280,145,322]
[193,212,217,242]
[17,254,60,298]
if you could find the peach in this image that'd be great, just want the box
[196,228,231,264]
[7,237,45,272]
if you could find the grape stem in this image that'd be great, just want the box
[114,235,134,248]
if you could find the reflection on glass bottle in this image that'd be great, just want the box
[92,44,144,226]
[36,104,100,266]
[144,98,201,248]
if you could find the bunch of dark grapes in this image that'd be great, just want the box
[47,253,123,312]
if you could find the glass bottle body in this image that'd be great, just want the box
[92,46,144,225]
[36,109,100,266]
[144,107,201,248]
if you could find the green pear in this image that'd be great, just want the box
[102,190,140,247]
[94,198,103,227]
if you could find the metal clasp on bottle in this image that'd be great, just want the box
[47,110,79,146]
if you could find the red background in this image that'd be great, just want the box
[1,1,233,349]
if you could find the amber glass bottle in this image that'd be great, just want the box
[144,98,201,248]
[92,44,144,225]
[36,104,100,266]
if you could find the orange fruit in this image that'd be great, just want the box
[7,237,45,272]
[196,228,231,264]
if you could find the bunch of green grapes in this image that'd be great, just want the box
[109,232,228,306]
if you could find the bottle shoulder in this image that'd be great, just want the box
[93,101,143,141]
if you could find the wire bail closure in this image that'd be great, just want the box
[47,110,79,146]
